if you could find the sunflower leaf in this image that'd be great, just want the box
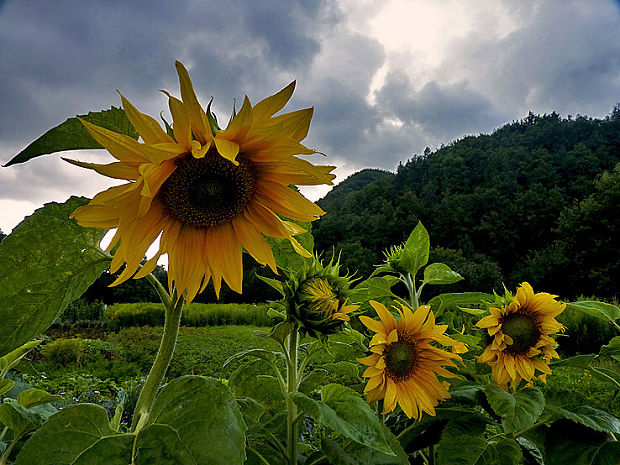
[145,375,247,465]
[428,292,494,317]
[399,222,430,279]
[566,301,620,323]
[544,419,620,465]
[0,197,110,356]
[549,354,596,369]
[422,263,464,286]
[291,384,394,455]
[17,389,63,409]
[5,106,138,166]
[0,340,42,375]
[437,414,523,465]
[15,404,133,464]
[484,385,545,433]
[546,404,620,434]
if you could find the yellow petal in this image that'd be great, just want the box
[369,300,397,331]
[161,90,192,149]
[219,96,253,141]
[252,81,295,121]
[232,215,277,273]
[118,91,172,144]
[175,61,212,144]
[63,158,140,180]
[214,137,240,165]
[78,118,148,163]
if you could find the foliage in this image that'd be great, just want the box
[59,298,105,323]
[40,338,84,366]
[104,302,273,330]
[313,110,620,299]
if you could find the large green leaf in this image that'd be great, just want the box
[600,336,620,361]
[437,415,523,465]
[0,340,42,374]
[145,375,247,465]
[546,405,620,434]
[5,106,138,166]
[423,263,464,286]
[399,222,430,278]
[0,399,40,439]
[549,354,596,369]
[484,385,545,433]
[15,404,130,464]
[17,388,63,409]
[566,301,620,323]
[291,384,393,455]
[545,419,620,465]
[350,276,399,309]
[320,423,410,465]
[0,197,110,356]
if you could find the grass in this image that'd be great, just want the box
[19,325,620,420]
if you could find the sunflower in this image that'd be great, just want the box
[357,300,463,420]
[68,61,335,303]
[476,282,566,386]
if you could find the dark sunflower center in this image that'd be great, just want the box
[501,313,539,353]
[158,151,256,228]
[385,339,417,379]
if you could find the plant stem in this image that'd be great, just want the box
[0,426,7,443]
[590,367,620,389]
[131,279,183,431]
[0,438,17,465]
[286,328,299,465]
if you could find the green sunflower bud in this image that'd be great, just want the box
[283,254,359,338]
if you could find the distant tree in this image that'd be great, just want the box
[0,229,5,243]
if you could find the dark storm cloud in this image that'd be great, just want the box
[439,0,620,117]
[376,72,509,139]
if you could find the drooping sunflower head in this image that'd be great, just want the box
[357,300,464,420]
[284,254,358,338]
[67,61,336,303]
[476,282,566,387]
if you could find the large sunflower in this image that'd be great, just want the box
[357,300,463,420]
[68,61,335,303]
[476,282,566,386]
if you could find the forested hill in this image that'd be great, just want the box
[313,108,620,299]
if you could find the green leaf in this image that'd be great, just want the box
[428,292,494,316]
[0,399,39,439]
[566,301,620,323]
[350,276,399,307]
[0,340,42,375]
[0,197,110,356]
[236,397,266,424]
[228,360,284,405]
[437,415,523,465]
[484,385,545,433]
[5,106,138,166]
[15,404,126,464]
[516,437,543,465]
[321,426,410,465]
[399,222,430,278]
[549,354,596,368]
[298,369,328,395]
[223,348,278,369]
[255,274,286,297]
[600,336,620,359]
[546,404,620,434]
[545,419,620,465]
[423,263,464,286]
[146,375,247,465]
[17,388,63,409]
[135,424,196,464]
[0,379,15,396]
[291,384,393,455]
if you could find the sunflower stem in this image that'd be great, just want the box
[286,328,300,465]
[131,285,184,431]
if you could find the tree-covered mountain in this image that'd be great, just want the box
[313,107,620,299]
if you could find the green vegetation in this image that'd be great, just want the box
[313,109,620,299]
[103,302,273,330]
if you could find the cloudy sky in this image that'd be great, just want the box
[1,0,619,234]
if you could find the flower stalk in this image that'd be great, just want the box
[131,274,184,431]
[286,328,299,465]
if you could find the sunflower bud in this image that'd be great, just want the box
[285,255,359,338]
[382,243,407,274]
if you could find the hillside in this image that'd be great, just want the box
[313,108,620,298]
